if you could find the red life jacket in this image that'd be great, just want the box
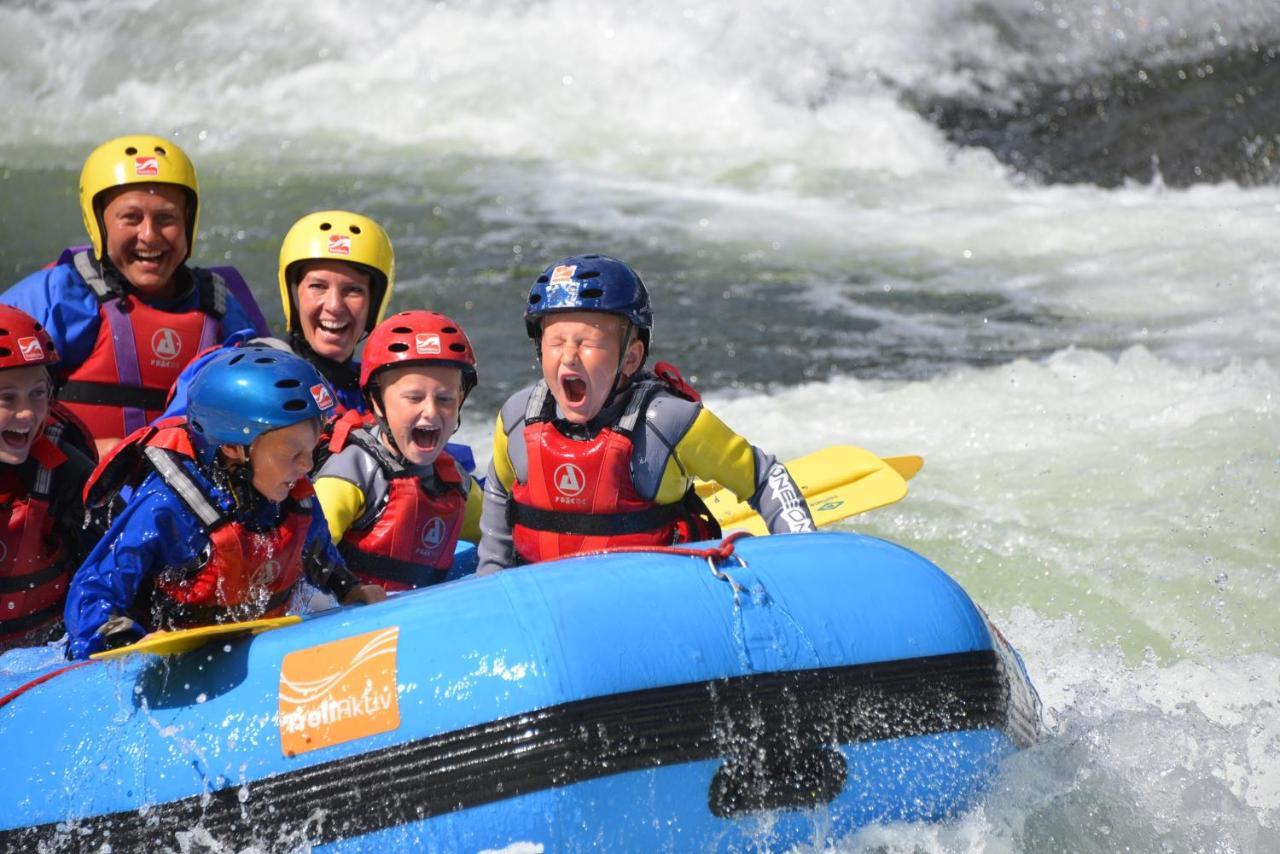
[0,425,77,650]
[508,376,716,564]
[56,250,230,440]
[85,417,311,630]
[323,411,466,591]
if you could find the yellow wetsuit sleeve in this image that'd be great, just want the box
[490,411,517,491]
[312,475,368,544]
[460,477,484,543]
[654,407,759,505]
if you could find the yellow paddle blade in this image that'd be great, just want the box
[698,446,922,534]
[90,615,302,661]
[884,455,924,481]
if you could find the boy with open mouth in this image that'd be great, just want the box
[312,311,483,590]
[478,254,815,572]
[0,307,98,650]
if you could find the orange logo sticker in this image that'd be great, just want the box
[278,627,400,757]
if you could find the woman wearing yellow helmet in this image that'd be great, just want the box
[276,210,396,412]
[0,134,267,458]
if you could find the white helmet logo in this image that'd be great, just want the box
[258,560,282,584]
[553,463,586,497]
[152,328,182,361]
[421,517,447,549]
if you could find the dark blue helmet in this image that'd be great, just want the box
[187,345,336,462]
[524,254,653,349]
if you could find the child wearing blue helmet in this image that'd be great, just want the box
[63,346,385,660]
[477,254,815,573]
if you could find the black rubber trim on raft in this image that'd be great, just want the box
[0,649,1039,852]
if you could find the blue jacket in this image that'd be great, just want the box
[1,254,261,373]
[64,453,355,660]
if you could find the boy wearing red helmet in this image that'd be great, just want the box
[312,311,483,589]
[0,307,98,650]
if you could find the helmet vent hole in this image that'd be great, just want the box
[228,354,245,365]
[32,322,42,331]
[350,225,362,234]
[282,400,307,412]
[319,222,332,231]
[583,254,601,260]
[254,357,275,364]
[391,326,413,334]
[580,286,604,298]
[449,343,466,353]
[191,421,204,433]
[0,348,10,358]
[442,326,457,334]
[388,343,409,353]
[0,328,8,336]
[275,379,302,389]
[528,294,542,305]
[125,146,138,155]
[155,146,167,156]
[535,275,549,284]
[578,271,601,280]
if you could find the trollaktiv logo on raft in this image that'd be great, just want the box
[278,627,400,756]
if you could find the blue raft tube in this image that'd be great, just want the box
[0,531,1041,851]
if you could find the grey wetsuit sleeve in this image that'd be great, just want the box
[748,449,817,535]
[476,457,515,575]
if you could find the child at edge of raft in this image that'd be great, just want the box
[62,346,386,660]
[0,306,99,652]
[312,310,483,590]
[476,254,816,574]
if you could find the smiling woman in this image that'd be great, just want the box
[276,210,397,412]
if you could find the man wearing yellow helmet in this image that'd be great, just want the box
[1,134,266,457]
[276,210,395,412]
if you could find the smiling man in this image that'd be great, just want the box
[1,134,262,457]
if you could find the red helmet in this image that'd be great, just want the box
[360,310,478,399]
[0,306,59,371]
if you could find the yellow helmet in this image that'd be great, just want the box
[78,134,200,261]
[277,210,396,336]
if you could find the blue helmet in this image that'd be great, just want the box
[524,254,653,349]
[187,346,336,460]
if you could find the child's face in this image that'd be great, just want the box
[0,366,50,465]
[243,418,321,502]
[373,364,462,466]
[540,312,644,424]
[293,260,371,363]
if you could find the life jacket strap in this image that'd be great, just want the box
[56,381,171,412]
[339,546,449,589]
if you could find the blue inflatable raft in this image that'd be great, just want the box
[0,532,1040,851]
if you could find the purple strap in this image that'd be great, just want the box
[99,299,148,435]
[209,265,270,337]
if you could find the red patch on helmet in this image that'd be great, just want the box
[310,383,334,411]
[415,333,441,355]
[17,336,44,362]
[549,264,577,286]
[327,235,351,256]
[134,156,159,176]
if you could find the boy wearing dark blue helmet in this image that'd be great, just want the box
[64,346,385,660]
[477,254,815,573]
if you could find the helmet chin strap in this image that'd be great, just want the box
[601,322,639,410]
